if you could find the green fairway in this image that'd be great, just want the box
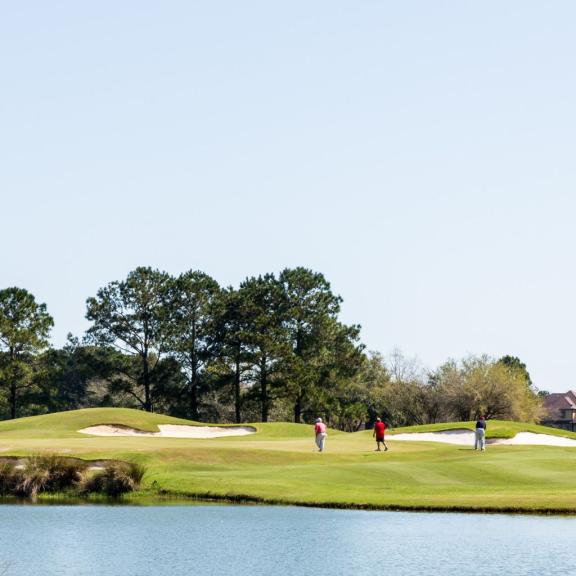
[1,408,576,513]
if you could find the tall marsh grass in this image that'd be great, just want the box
[0,461,17,496]
[0,456,146,500]
[81,462,146,497]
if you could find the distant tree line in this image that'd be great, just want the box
[0,267,543,428]
[349,351,542,430]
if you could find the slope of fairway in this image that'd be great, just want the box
[2,409,576,513]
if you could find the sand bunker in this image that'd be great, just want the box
[79,424,256,438]
[390,429,576,447]
[491,432,576,446]
[391,429,477,445]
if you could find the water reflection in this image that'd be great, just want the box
[0,506,573,576]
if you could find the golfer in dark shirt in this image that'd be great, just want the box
[475,416,486,451]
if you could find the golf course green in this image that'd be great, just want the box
[1,408,576,513]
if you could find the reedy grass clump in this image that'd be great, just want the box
[12,455,87,499]
[0,462,17,496]
[28,455,87,492]
[80,461,146,497]
[0,455,145,500]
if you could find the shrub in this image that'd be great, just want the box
[0,455,145,499]
[81,461,146,497]
[13,463,49,499]
[0,461,17,496]
[125,462,146,485]
[12,455,87,499]
[34,455,87,492]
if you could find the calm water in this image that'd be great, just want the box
[0,505,574,576]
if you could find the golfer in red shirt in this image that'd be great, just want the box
[314,418,327,452]
[373,417,388,452]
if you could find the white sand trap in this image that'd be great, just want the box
[390,429,576,447]
[391,429,476,445]
[78,424,256,438]
[490,432,576,447]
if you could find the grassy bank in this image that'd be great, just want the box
[1,408,576,513]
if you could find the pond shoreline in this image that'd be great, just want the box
[3,489,576,516]
[160,491,576,516]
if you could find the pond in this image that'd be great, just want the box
[0,505,573,575]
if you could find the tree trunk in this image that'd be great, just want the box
[143,353,152,412]
[294,394,302,423]
[190,359,199,420]
[293,329,303,423]
[260,357,268,422]
[9,349,17,419]
[190,381,198,420]
[189,324,199,420]
[9,380,17,420]
[234,346,241,424]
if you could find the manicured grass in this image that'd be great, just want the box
[1,408,576,513]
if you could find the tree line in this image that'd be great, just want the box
[0,267,543,428]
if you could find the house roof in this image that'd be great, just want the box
[543,391,576,419]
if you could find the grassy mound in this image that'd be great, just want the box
[1,409,576,513]
[0,408,314,440]
[0,408,207,439]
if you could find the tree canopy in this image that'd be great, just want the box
[85,267,172,412]
[0,269,544,429]
[0,287,53,418]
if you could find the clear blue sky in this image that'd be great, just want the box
[1,1,575,392]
